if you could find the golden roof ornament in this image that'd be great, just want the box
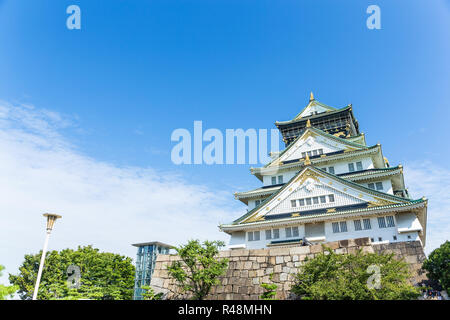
[306,119,312,128]
[304,154,311,165]
[310,92,314,101]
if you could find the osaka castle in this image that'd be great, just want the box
[219,93,428,250]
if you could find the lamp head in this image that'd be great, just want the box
[43,213,62,231]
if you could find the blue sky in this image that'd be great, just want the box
[0,0,449,284]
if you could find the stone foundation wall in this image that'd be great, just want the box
[150,238,427,300]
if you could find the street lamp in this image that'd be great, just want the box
[32,213,62,300]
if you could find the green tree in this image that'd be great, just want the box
[9,245,135,300]
[291,248,420,300]
[259,273,278,300]
[422,240,450,291]
[0,265,19,300]
[141,285,163,300]
[167,240,228,300]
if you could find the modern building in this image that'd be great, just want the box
[132,241,172,300]
[220,93,427,250]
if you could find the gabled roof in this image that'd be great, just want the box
[275,104,353,126]
[226,166,423,226]
[263,125,368,169]
[236,166,405,203]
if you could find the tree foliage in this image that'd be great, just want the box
[259,273,277,300]
[167,240,228,300]
[9,245,135,300]
[291,248,420,300]
[422,240,450,291]
[141,285,163,300]
[0,265,18,300]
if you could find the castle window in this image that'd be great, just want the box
[320,195,326,203]
[265,230,272,240]
[377,217,387,228]
[273,229,280,239]
[318,149,323,155]
[378,237,382,242]
[312,150,317,156]
[285,227,292,238]
[363,218,372,230]
[255,200,261,207]
[313,197,319,204]
[299,199,305,206]
[332,222,340,233]
[321,167,327,172]
[306,198,312,205]
[271,176,276,185]
[339,221,348,232]
[291,200,297,207]
[393,235,397,241]
[328,167,335,174]
[375,182,383,190]
[348,163,355,172]
[356,161,363,171]
[328,194,335,202]
[354,220,362,231]
[278,175,283,184]
[302,152,306,158]
[368,183,375,189]
[248,231,260,241]
[386,216,395,227]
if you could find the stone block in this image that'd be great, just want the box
[280,273,288,281]
[289,246,310,255]
[274,265,282,273]
[284,256,291,263]
[354,237,371,246]
[265,267,274,275]
[323,241,339,250]
[361,246,374,254]
[257,256,266,263]
[244,261,253,269]
[269,247,288,256]
[292,255,299,262]
[231,249,250,257]
[339,240,349,248]
[218,250,231,258]
[310,244,323,254]
[276,256,284,264]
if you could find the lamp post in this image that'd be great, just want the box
[32,213,62,300]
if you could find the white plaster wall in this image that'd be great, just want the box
[228,215,420,249]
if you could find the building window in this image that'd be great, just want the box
[321,167,327,172]
[306,198,312,205]
[292,227,299,237]
[386,216,395,227]
[299,199,305,206]
[255,200,261,207]
[313,197,319,204]
[363,218,372,230]
[356,161,363,171]
[393,235,397,241]
[368,183,375,190]
[312,150,317,156]
[320,195,326,203]
[348,163,355,172]
[273,229,280,239]
[407,235,411,239]
[291,200,297,207]
[302,152,306,158]
[354,220,362,231]
[328,167,335,174]
[370,238,374,242]
[328,194,335,202]
[285,227,292,238]
[271,176,276,185]
[377,217,387,228]
[248,231,260,241]
[339,221,348,232]
[278,175,283,184]
[378,237,382,242]
[332,221,347,233]
[318,149,323,155]
[375,182,383,191]
[332,222,340,233]
[265,230,272,240]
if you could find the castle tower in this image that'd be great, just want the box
[220,94,427,250]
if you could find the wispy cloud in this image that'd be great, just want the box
[0,101,238,285]
[404,161,450,254]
